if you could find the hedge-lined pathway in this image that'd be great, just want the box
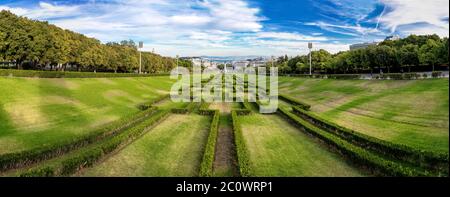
[209,103,239,177]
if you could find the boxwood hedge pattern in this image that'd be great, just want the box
[291,106,449,175]
[0,69,169,78]
[279,94,311,111]
[279,108,434,177]
[198,110,220,177]
[282,72,447,80]
[137,94,170,111]
[231,110,252,177]
[232,100,252,115]
[0,107,159,172]
[19,110,170,177]
[171,102,198,114]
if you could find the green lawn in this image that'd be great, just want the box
[279,77,449,153]
[80,114,210,177]
[239,113,364,177]
[0,76,174,154]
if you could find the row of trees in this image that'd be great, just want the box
[0,10,190,73]
[274,34,449,74]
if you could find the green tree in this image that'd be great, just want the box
[419,39,442,71]
[311,49,332,72]
[397,44,419,72]
[374,45,396,73]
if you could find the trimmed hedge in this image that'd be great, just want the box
[0,108,159,172]
[199,101,210,109]
[171,102,198,114]
[0,69,169,78]
[283,72,448,80]
[432,71,444,78]
[232,100,252,115]
[242,101,253,112]
[292,106,449,174]
[234,109,251,116]
[137,94,170,110]
[279,108,432,176]
[231,111,252,177]
[199,110,220,177]
[279,94,311,111]
[381,72,445,80]
[284,74,361,80]
[19,110,170,177]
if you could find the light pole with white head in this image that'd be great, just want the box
[308,42,313,75]
[176,55,179,74]
[138,41,143,74]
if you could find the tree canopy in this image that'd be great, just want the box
[0,10,185,73]
[272,34,448,74]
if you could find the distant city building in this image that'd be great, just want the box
[350,42,379,50]
[385,35,400,41]
[349,35,401,51]
[181,56,268,71]
[233,61,249,69]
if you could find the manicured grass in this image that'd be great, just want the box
[80,114,210,177]
[279,77,449,153]
[0,76,175,154]
[238,113,364,177]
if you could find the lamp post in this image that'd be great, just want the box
[176,55,179,74]
[138,41,143,74]
[271,55,275,68]
[308,42,313,75]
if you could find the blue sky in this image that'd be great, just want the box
[0,0,448,57]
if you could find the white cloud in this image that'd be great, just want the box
[200,0,264,32]
[256,32,328,41]
[305,21,380,36]
[396,23,449,38]
[0,6,28,16]
[23,2,80,19]
[170,15,212,26]
[379,0,449,36]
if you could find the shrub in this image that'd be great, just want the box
[403,73,421,80]
[242,101,253,112]
[60,148,103,176]
[231,111,252,177]
[279,94,311,110]
[171,102,198,114]
[0,108,158,171]
[19,166,55,177]
[199,102,211,110]
[327,74,360,80]
[432,71,443,78]
[199,110,220,177]
[234,109,251,116]
[279,108,432,177]
[0,69,169,78]
[137,94,170,110]
[171,108,189,114]
[291,106,449,174]
[384,73,403,80]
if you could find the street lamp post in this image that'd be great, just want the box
[271,55,274,68]
[308,42,313,75]
[176,55,179,74]
[138,41,143,74]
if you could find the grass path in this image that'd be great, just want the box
[239,113,365,177]
[79,114,210,177]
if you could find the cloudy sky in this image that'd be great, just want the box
[0,0,448,57]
